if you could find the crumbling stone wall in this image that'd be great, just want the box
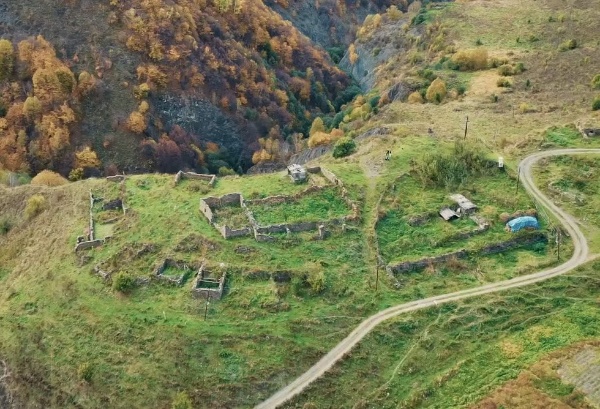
[199,193,253,239]
[75,239,104,252]
[75,191,104,252]
[216,224,253,239]
[174,171,217,186]
[390,232,547,274]
[106,175,125,182]
[199,199,215,223]
[198,169,360,241]
[192,264,226,299]
[154,258,196,286]
[321,167,344,186]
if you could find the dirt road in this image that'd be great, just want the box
[256,149,600,409]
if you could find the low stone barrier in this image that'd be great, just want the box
[106,175,125,182]
[154,258,196,286]
[174,171,216,186]
[216,224,253,239]
[390,232,547,274]
[75,239,104,252]
[321,167,344,187]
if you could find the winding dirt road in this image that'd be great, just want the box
[256,149,600,409]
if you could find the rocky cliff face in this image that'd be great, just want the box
[264,0,385,47]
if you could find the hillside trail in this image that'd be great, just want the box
[359,148,385,278]
[255,148,600,409]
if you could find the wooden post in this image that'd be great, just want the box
[556,228,561,261]
[464,116,469,140]
[204,292,210,320]
[375,264,380,292]
[515,166,520,195]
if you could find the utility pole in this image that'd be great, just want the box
[464,116,469,140]
[556,228,561,261]
[375,264,380,292]
[515,166,521,195]
[204,292,211,320]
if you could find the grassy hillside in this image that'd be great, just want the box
[1,0,600,407]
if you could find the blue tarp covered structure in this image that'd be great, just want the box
[506,216,539,232]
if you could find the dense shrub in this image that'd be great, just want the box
[307,270,326,294]
[496,77,512,88]
[24,194,47,220]
[112,271,137,293]
[217,166,236,176]
[332,137,356,158]
[593,96,600,111]
[31,170,69,186]
[0,218,12,235]
[559,39,577,51]
[413,141,492,188]
[592,74,600,89]
[451,49,488,71]
[426,78,447,103]
[408,91,424,104]
[77,362,93,383]
[497,64,514,76]
[171,392,193,409]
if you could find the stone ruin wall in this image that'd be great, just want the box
[192,264,226,299]
[198,168,360,241]
[390,232,547,274]
[174,171,217,186]
[76,177,129,252]
[75,190,103,252]
[320,167,344,186]
[106,175,125,182]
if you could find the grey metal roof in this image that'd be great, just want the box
[439,208,459,221]
[449,194,477,210]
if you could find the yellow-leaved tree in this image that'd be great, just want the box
[0,39,14,81]
[426,78,447,103]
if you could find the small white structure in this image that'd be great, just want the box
[439,208,459,221]
[498,156,504,168]
[287,164,307,183]
[449,194,477,215]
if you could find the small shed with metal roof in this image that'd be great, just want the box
[449,194,477,215]
[439,208,459,221]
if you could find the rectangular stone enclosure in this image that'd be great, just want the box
[192,264,226,299]
[198,167,359,241]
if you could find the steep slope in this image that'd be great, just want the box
[0,0,356,177]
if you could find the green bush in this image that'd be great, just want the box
[24,194,47,220]
[112,271,137,293]
[592,74,600,89]
[593,96,600,111]
[496,77,512,88]
[217,166,236,176]
[307,270,326,294]
[497,64,514,76]
[0,218,11,235]
[559,39,577,51]
[413,141,493,188]
[171,392,193,409]
[332,137,356,158]
[77,362,93,383]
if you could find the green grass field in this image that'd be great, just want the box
[284,260,600,408]
[2,0,600,407]
[377,172,550,263]
[249,187,350,225]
